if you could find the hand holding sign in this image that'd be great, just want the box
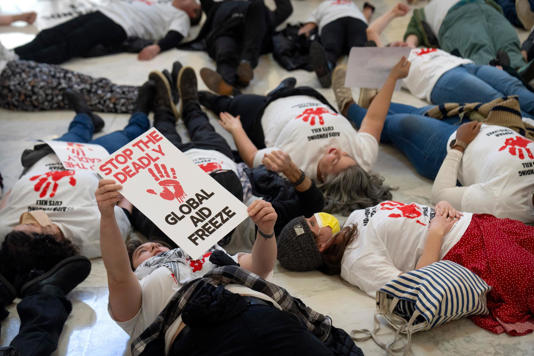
[248,200,277,237]
[95,179,123,217]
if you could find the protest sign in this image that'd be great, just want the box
[97,128,248,259]
[345,47,411,89]
[45,140,110,171]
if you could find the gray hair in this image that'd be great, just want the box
[318,165,393,215]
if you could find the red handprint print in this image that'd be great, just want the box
[498,136,534,160]
[146,163,187,203]
[379,201,426,226]
[188,252,213,272]
[30,170,76,198]
[66,142,93,157]
[296,107,336,126]
[416,48,438,56]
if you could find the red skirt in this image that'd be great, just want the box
[443,214,534,336]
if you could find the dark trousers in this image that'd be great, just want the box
[14,11,127,64]
[320,17,368,65]
[170,304,333,356]
[0,293,71,356]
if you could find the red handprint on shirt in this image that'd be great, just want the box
[188,252,213,272]
[296,107,336,126]
[498,136,534,160]
[416,48,438,56]
[379,201,426,226]
[146,163,187,203]
[199,162,222,173]
[29,170,76,198]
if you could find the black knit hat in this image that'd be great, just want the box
[277,216,323,271]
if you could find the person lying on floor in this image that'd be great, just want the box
[198,58,410,215]
[129,65,324,247]
[359,3,534,117]
[333,66,534,224]
[277,200,534,336]
[13,0,201,64]
[97,184,363,355]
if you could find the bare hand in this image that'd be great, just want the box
[138,44,160,61]
[389,56,411,79]
[455,122,482,146]
[248,200,277,236]
[389,41,410,47]
[262,150,293,174]
[14,12,37,25]
[391,3,410,17]
[429,213,457,237]
[95,179,122,217]
[435,201,463,219]
[298,23,316,37]
[219,112,243,133]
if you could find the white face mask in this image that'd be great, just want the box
[314,212,340,235]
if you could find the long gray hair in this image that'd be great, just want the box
[318,165,393,215]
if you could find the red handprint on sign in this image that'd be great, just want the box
[498,136,534,160]
[379,201,426,226]
[146,163,187,203]
[188,252,213,272]
[29,170,76,198]
[199,162,222,173]
[296,107,336,126]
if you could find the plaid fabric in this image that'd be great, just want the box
[131,265,359,355]
[424,96,534,140]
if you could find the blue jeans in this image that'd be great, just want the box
[56,112,150,153]
[347,103,465,179]
[431,64,534,119]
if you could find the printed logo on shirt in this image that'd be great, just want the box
[379,201,427,226]
[332,0,352,4]
[30,170,77,198]
[198,162,223,174]
[188,251,213,272]
[415,48,438,56]
[362,206,377,227]
[498,136,534,160]
[146,163,187,203]
[296,107,337,126]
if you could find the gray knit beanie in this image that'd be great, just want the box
[277,216,323,271]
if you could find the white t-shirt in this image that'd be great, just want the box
[403,48,472,101]
[423,0,460,36]
[340,201,472,297]
[254,96,379,180]
[307,0,367,32]
[447,124,534,223]
[100,0,190,40]
[0,154,130,258]
[185,148,238,175]
[0,42,17,74]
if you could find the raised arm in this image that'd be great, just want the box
[219,112,258,167]
[96,179,141,322]
[366,2,410,47]
[238,200,277,279]
[358,56,410,141]
[431,122,482,207]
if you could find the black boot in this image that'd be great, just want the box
[162,61,184,105]
[198,90,221,113]
[20,255,91,298]
[178,66,199,114]
[310,41,332,88]
[267,77,296,97]
[133,80,156,114]
[64,89,105,133]
[148,71,179,121]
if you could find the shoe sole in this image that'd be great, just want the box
[149,70,180,121]
[236,62,253,86]
[20,255,91,297]
[517,0,534,30]
[200,68,236,96]
[177,66,197,115]
[0,273,16,301]
[310,42,332,88]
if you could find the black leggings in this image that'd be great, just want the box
[320,17,368,65]
[14,11,127,64]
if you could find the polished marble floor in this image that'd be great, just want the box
[1,0,533,355]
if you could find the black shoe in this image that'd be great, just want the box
[149,70,180,121]
[162,61,183,104]
[178,66,199,112]
[236,60,253,87]
[310,41,332,88]
[0,273,15,308]
[198,90,221,113]
[134,80,156,114]
[64,89,105,133]
[20,255,91,298]
[267,77,296,97]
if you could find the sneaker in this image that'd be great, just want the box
[331,65,354,116]
[357,87,379,109]
[266,77,296,97]
[64,89,105,133]
[517,0,534,30]
[200,67,240,96]
[198,90,220,113]
[0,273,16,307]
[149,70,180,121]
[310,41,332,88]
[20,255,91,298]
[177,66,199,113]
[133,80,156,114]
[236,60,254,87]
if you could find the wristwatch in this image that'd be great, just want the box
[449,139,467,150]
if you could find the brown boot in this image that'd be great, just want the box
[236,60,253,87]
[200,67,239,96]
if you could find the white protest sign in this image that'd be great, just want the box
[97,128,248,259]
[45,140,110,171]
[345,47,411,89]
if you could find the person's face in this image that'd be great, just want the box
[132,242,170,269]
[305,215,334,252]
[14,211,63,241]
[316,147,357,182]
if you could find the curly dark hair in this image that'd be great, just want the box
[0,231,79,291]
